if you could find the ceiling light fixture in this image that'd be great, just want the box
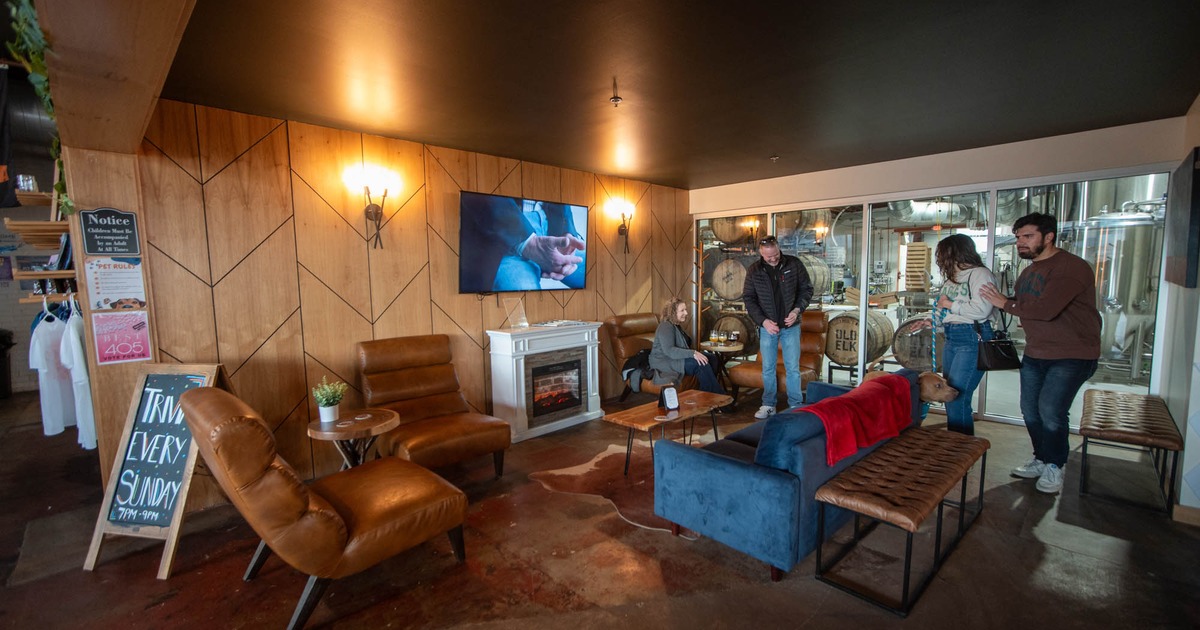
[610,77,623,107]
[769,155,780,163]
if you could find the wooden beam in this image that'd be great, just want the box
[36,0,196,153]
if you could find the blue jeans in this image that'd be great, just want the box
[760,323,802,408]
[1019,356,1098,467]
[683,356,726,395]
[941,322,992,435]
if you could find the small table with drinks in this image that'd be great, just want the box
[700,330,745,388]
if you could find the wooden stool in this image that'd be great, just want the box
[815,428,990,617]
[1079,389,1183,518]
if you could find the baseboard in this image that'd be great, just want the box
[1173,503,1200,527]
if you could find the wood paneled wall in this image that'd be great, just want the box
[135,100,693,480]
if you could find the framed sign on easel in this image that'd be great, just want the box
[83,363,232,579]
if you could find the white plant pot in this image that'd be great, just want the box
[318,404,340,424]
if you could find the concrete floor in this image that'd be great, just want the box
[1,389,1198,628]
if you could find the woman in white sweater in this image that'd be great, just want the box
[934,234,996,435]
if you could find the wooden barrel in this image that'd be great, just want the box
[776,209,832,242]
[709,258,748,300]
[798,254,830,300]
[892,315,945,372]
[824,310,894,366]
[711,217,765,245]
[711,311,757,351]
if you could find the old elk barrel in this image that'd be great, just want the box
[712,311,757,350]
[824,310,893,366]
[709,258,749,301]
[892,314,945,372]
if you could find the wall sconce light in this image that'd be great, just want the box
[605,198,635,253]
[342,164,402,249]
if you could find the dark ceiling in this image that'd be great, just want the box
[162,0,1200,191]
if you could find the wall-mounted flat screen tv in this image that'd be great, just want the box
[459,191,588,293]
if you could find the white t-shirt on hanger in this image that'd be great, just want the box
[29,316,77,436]
[60,309,97,450]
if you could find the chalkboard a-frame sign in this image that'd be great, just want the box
[84,363,231,580]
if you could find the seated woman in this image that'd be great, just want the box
[649,297,727,397]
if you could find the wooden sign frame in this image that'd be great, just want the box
[83,363,232,579]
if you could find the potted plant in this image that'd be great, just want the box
[312,376,348,424]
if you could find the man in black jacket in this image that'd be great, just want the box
[742,235,814,418]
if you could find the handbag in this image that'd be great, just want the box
[975,319,1021,371]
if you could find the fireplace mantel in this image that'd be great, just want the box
[487,323,604,442]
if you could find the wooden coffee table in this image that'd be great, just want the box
[603,390,733,475]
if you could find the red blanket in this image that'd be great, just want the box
[806,374,912,466]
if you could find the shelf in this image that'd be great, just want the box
[15,191,53,206]
[13,269,76,280]
[3,218,69,250]
[18,294,76,304]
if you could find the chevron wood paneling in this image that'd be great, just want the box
[297,267,372,385]
[203,126,292,282]
[367,180,428,320]
[228,312,306,431]
[373,266,433,340]
[212,223,300,372]
[288,122,366,234]
[145,246,217,363]
[137,139,209,282]
[292,173,372,318]
[476,154,522,196]
[143,99,200,181]
[196,105,282,182]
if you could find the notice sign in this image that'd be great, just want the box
[107,373,207,527]
[93,311,153,365]
[80,207,141,256]
[85,257,147,310]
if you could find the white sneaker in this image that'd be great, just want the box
[754,405,776,420]
[1011,457,1045,479]
[1035,464,1065,494]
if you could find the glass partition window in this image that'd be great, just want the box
[984,173,1167,425]
[697,214,767,355]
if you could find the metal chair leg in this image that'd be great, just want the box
[287,575,332,630]
[244,539,271,582]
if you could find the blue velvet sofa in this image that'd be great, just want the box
[653,370,924,578]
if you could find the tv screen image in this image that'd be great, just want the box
[459,191,588,293]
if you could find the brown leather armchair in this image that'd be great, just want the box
[179,387,467,630]
[602,312,697,401]
[727,310,830,405]
[358,335,511,477]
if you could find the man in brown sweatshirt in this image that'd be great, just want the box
[981,212,1100,494]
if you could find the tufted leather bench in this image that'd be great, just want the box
[814,427,990,617]
[1079,389,1182,518]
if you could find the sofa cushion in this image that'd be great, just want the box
[701,438,757,463]
[725,422,767,448]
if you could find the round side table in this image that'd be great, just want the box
[307,408,400,469]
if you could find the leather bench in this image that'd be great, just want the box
[814,427,990,617]
[1079,389,1183,518]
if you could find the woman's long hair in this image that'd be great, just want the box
[660,297,687,324]
[935,234,985,283]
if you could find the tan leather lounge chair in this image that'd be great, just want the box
[603,312,697,401]
[358,334,511,476]
[179,387,467,629]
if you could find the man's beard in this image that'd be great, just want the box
[1017,242,1044,260]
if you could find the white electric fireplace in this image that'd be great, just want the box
[486,322,603,442]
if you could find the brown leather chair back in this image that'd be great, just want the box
[180,388,346,577]
[358,335,470,426]
[798,310,829,375]
[603,312,659,368]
